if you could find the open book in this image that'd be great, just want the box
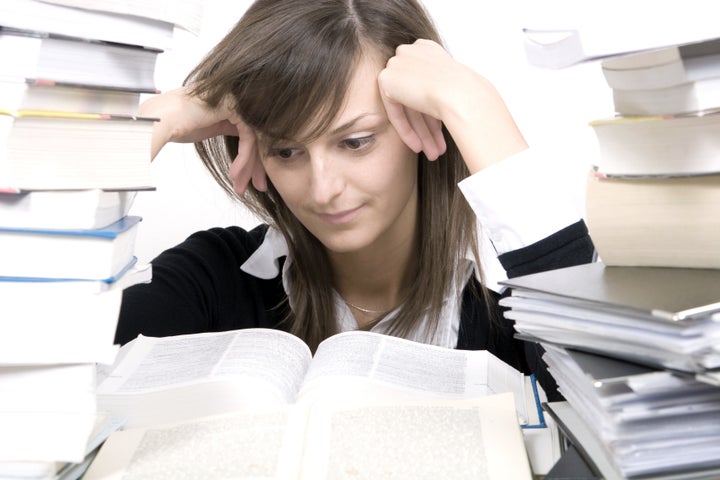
[87,329,556,477]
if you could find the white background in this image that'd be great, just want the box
[130,0,613,263]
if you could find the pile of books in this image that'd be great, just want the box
[511,21,720,480]
[584,38,720,270]
[0,0,200,477]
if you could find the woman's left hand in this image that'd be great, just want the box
[378,40,449,161]
[378,39,527,173]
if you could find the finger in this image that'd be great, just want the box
[427,116,447,157]
[250,145,267,192]
[229,123,257,195]
[381,95,422,153]
[405,108,441,160]
[229,153,253,196]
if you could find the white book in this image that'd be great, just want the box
[93,328,558,475]
[0,0,175,50]
[521,0,720,68]
[601,39,720,91]
[0,29,160,92]
[0,189,136,230]
[39,0,203,34]
[0,216,142,280]
[0,111,155,191]
[0,78,144,116]
[85,395,529,480]
[589,111,720,177]
[611,77,720,115]
[0,262,151,365]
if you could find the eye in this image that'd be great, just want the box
[269,146,303,160]
[341,135,373,150]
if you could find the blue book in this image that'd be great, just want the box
[0,215,141,280]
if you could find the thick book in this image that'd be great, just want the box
[600,39,720,115]
[601,39,720,91]
[585,172,720,268]
[0,78,146,116]
[0,27,160,92]
[0,110,155,190]
[0,262,150,364]
[0,189,136,230]
[589,111,720,177]
[93,328,558,476]
[499,262,720,373]
[521,1,720,68]
[0,215,142,281]
[611,77,720,116]
[0,0,175,50]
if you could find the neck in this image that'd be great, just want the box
[330,218,418,325]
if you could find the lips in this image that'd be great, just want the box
[317,206,363,225]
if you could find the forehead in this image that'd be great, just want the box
[279,53,387,144]
[326,54,386,130]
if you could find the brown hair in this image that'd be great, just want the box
[186,0,489,351]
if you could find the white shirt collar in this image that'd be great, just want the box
[240,226,289,280]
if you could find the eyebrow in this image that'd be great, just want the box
[329,113,382,136]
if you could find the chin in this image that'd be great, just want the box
[314,231,375,254]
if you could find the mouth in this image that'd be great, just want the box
[317,206,363,225]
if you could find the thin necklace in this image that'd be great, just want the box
[344,299,387,315]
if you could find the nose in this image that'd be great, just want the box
[308,151,344,206]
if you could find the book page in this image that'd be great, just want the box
[97,329,312,428]
[83,408,308,480]
[300,393,531,479]
[297,331,530,424]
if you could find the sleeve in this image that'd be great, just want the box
[458,147,596,401]
[458,147,585,255]
[115,224,289,345]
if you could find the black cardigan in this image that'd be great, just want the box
[116,220,595,400]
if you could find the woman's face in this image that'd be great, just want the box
[261,55,419,255]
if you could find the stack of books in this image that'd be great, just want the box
[499,263,720,479]
[0,0,197,477]
[584,37,720,270]
[513,20,720,480]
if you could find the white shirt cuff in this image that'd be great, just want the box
[458,147,582,255]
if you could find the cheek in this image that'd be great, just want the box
[372,145,418,193]
[262,163,305,208]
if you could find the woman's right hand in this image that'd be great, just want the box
[138,87,267,194]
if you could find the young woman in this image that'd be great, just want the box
[117,0,594,400]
